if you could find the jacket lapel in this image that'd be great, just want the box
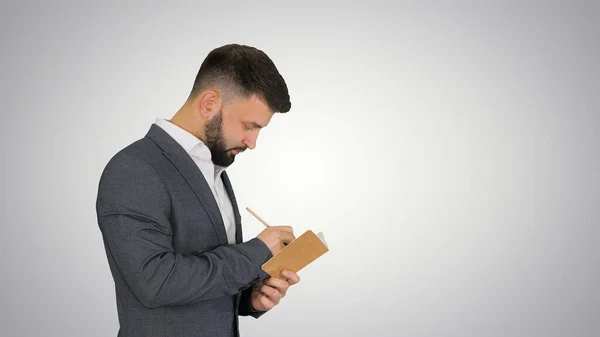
[221,171,244,244]
[145,124,228,245]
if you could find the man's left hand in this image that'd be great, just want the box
[251,270,300,311]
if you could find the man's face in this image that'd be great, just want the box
[204,94,274,167]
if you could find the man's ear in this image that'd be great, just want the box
[194,89,222,119]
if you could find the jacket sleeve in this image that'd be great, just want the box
[96,152,272,309]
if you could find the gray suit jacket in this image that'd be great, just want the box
[96,124,273,337]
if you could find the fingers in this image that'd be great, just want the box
[271,225,294,233]
[257,225,296,255]
[258,293,275,310]
[264,277,289,297]
[264,276,289,289]
[262,271,300,297]
[260,284,283,305]
[255,273,301,310]
[270,225,296,243]
[278,231,296,244]
[281,270,300,285]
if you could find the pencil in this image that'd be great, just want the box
[245,207,271,227]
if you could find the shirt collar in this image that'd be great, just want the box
[154,118,227,177]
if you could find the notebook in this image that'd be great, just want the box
[261,229,329,280]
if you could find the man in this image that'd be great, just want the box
[96,44,300,337]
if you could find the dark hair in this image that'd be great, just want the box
[189,44,291,113]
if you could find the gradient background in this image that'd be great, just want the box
[1,1,599,336]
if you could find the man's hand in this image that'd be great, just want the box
[256,226,295,256]
[251,270,300,311]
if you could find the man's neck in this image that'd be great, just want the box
[169,102,208,143]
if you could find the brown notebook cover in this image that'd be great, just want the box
[261,230,329,280]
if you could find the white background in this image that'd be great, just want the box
[1,1,599,336]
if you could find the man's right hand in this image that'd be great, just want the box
[256,226,295,256]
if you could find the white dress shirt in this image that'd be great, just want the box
[154,118,236,244]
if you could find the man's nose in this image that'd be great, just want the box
[243,135,257,150]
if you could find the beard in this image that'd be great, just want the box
[204,110,246,167]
